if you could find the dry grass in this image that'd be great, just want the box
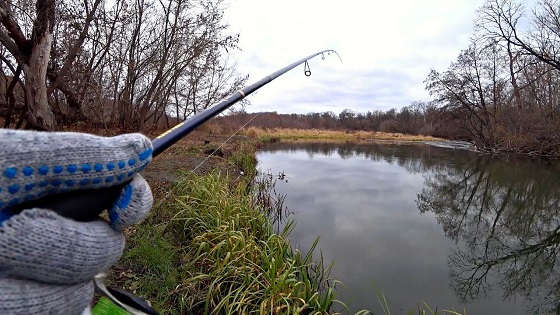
[243,127,443,143]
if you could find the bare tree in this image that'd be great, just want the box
[0,0,57,129]
[0,0,246,131]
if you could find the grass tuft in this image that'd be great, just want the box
[172,171,338,314]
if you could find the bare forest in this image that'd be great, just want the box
[427,0,560,157]
[2,0,560,157]
[0,0,246,131]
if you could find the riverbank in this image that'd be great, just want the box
[241,127,442,143]
[108,137,341,313]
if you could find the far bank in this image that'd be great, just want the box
[241,127,442,143]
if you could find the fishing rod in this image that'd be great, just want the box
[9,49,342,222]
[151,49,342,156]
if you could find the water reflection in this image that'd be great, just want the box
[417,155,560,314]
[257,142,560,314]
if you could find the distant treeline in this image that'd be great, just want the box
[216,103,470,140]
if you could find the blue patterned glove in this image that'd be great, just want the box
[0,129,154,314]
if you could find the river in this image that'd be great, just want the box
[256,142,560,314]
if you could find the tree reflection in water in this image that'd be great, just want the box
[260,142,560,313]
[417,155,560,314]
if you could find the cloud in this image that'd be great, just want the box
[225,0,485,114]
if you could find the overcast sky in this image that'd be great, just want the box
[224,0,485,114]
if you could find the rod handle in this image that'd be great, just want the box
[7,182,129,222]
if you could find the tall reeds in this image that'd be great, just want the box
[172,171,340,313]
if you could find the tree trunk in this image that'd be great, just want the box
[507,42,522,110]
[23,32,55,130]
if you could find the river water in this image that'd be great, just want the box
[256,142,560,314]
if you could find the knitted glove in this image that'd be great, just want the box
[0,130,154,314]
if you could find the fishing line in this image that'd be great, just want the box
[192,113,260,173]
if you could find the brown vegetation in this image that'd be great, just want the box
[426,0,560,157]
[242,127,442,143]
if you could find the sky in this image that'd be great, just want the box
[224,0,485,114]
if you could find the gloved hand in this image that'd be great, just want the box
[0,129,154,314]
